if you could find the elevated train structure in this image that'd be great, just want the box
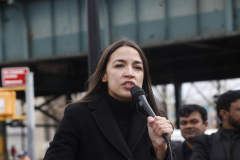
[1,0,240,159]
[0,0,240,121]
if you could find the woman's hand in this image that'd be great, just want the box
[147,116,173,160]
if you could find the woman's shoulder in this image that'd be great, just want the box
[64,102,90,114]
[63,98,105,115]
[66,102,88,108]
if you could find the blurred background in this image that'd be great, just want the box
[1,0,240,159]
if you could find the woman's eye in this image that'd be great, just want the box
[134,66,142,70]
[115,64,123,68]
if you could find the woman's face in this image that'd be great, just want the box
[102,46,144,101]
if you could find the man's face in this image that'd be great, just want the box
[227,99,240,130]
[179,111,208,142]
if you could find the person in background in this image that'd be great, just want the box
[191,90,240,160]
[172,104,208,160]
[43,39,173,160]
[11,145,17,160]
[17,151,31,160]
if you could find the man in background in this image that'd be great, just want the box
[172,104,208,160]
[191,90,240,160]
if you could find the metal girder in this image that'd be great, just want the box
[34,95,62,123]
[86,0,101,76]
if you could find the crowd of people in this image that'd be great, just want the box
[172,90,240,160]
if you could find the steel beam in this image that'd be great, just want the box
[86,0,101,76]
[226,0,234,32]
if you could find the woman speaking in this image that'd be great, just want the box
[43,39,173,160]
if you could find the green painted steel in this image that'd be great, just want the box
[0,0,240,63]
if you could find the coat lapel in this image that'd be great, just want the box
[89,98,133,159]
[128,107,148,152]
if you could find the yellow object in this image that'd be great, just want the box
[0,136,3,153]
[0,91,16,116]
[0,86,25,92]
[0,115,26,121]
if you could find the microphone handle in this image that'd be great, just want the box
[138,95,168,140]
[138,95,156,117]
[133,87,173,160]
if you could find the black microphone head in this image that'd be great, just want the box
[130,85,145,101]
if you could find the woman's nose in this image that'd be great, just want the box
[124,67,134,77]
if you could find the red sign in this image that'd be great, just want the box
[1,67,30,87]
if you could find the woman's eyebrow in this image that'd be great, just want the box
[112,59,143,64]
[112,59,125,64]
[133,60,143,64]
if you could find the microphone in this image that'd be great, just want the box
[130,85,156,117]
[130,85,173,160]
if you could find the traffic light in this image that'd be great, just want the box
[0,91,16,117]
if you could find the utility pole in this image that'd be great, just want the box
[26,72,36,160]
[86,0,101,77]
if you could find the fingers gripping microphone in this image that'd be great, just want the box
[130,86,167,135]
[130,85,173,160]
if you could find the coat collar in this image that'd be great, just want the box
[210,128,240,160]
[89,97,148,159]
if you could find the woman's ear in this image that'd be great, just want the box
[102,74,107,82]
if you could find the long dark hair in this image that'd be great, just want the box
[76,39,163,116]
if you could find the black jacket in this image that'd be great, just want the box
[43,97,163,160]
[190,129,240,160]
[171,141,184,160]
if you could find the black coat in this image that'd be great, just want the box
[190,129,240,160]
[171,141,185,160]
[43,97,160,160]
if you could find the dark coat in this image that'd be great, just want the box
[171,141,184,160]
[190,129,240,160]
[43,97,160,160]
